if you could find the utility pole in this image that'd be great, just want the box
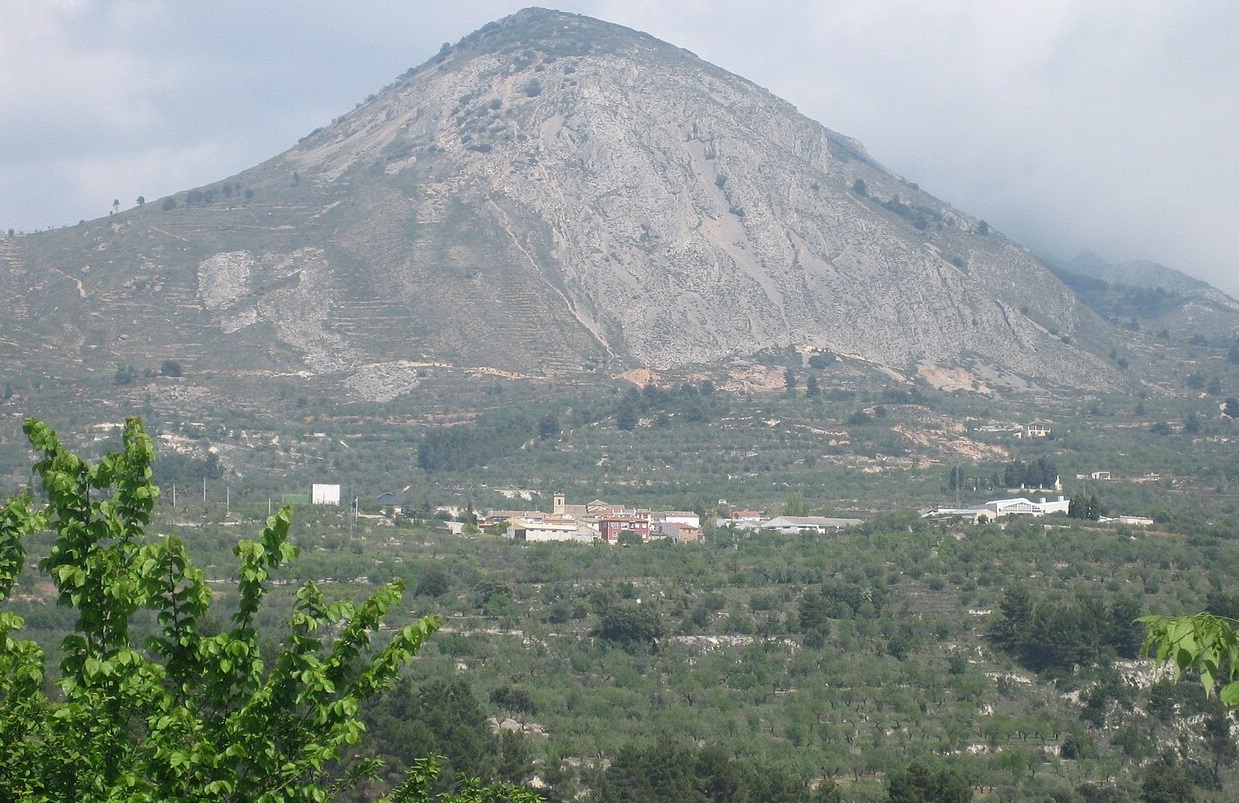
[349,491,356,540]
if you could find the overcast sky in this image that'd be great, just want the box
[4,1,1237,296]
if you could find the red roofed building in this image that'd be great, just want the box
[598,515,650,543]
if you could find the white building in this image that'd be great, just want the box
[925,495,1070,523]
[975,496,1069,520]
[311,483,341,506]
[509,517,596,543]
[761,515,864,534]
[1015,423,1051,439]
[656,511,701,528]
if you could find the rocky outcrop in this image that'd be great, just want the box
[196,248,358,372]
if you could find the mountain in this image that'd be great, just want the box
[1065,250,1209,294]
[1047,250,1239,344]
[0,8,1142,404]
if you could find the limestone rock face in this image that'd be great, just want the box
[2,8,1132,395]
[282,8,1113,387]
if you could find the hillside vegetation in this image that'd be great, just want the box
[7,378,1239,800]
[8,490,1239,801]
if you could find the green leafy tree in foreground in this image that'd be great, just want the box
[1141,612,1239,706]
[0,417,538,803]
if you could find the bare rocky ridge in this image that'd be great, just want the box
[280,8,1117,390]
[0,7,1172,400]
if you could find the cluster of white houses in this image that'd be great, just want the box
[481,494,864,543]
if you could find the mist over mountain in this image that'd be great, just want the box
[1,8,1230,406]
[1063,250,1208,295]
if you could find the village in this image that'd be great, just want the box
[490,494,868,543]
[283,400,1157,544]
[304,475,1153,545]
[302,485,868,543]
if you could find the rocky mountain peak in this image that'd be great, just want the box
[2,8,1130,402]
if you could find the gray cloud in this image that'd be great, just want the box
[4,0,1236,296]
